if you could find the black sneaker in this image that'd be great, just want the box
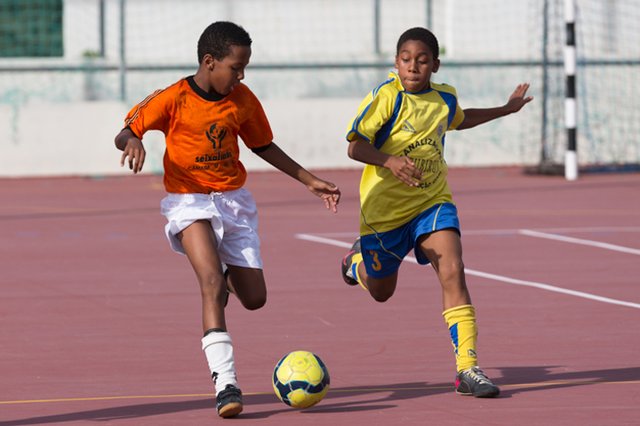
[216,384,243,418]
[341,238,361,286]
[455,367,500,398]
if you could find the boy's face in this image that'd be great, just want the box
[209,45,252,95]
[395,39,440,93]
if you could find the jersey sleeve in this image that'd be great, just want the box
[237,88,273,149]
[440,85,465,130]
[448,101,465,130]
[124,89,173,138]
[346,86,395,144]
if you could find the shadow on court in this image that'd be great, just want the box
[1,381,447,424]
[241,381,450,419]
[497,365,640,397]
[4,367,639,424]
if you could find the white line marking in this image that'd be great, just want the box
[519,229,640,255]
[524,226,640,234]
[463,268,640,309]
[296,233,353,248]
[295,233,640,310]
[303,226,640,238]
[315,317,335,327]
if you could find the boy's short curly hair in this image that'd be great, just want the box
[197,21,252,63]
[396,27,439,59]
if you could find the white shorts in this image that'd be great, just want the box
[160,188,262,269]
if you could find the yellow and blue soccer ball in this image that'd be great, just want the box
[272,350,330,409]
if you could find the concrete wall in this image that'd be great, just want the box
[0,98,534,178]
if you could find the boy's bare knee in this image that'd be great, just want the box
[438,260,465,282]
[365,275,397,303]
[369,286,394,303]
[371,293,392,303]
[240,294,266,310]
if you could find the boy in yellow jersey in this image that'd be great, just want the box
[115,22,340,418]
[341,27,532,398]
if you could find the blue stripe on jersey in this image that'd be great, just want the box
[350,103,374,142]
[372,77,394,97]
[373,92,404,149]
[350,77,396,142]
[437,90,458,128]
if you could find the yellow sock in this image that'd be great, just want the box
[350,253,368,291]
[443,304,478,372]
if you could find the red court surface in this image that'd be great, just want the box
[1,167,639,425]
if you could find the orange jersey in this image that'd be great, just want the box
[125,77,273,193]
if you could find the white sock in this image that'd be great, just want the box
[201,331,238,395]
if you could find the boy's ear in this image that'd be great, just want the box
[202,54,215,71]
[432,58,440,73]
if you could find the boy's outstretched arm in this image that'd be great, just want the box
[254,142,341,213]
[457,83,533,130]
[115,128,146,174]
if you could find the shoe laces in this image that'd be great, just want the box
[464,367,492,384]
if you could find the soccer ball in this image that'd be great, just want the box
[272,350,330,409]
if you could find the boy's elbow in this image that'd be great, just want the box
[347,141,357,159]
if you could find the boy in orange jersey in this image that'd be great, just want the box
[115,21,340,418]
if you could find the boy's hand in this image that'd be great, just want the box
[385,156,422,187]
[307,180,341,213]
[504,83,533,113]
[120,138,146,173]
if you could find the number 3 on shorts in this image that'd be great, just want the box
[369,250,382,272]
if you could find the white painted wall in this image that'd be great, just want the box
[0,98,534,178]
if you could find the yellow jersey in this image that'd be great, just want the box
[346,72,465,235]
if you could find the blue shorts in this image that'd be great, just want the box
[360,203,460,278]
